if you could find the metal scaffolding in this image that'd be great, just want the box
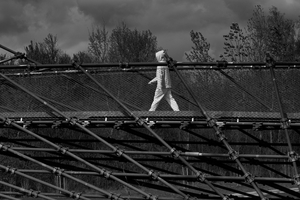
[0,44,300,199]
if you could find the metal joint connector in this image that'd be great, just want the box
[81,120,90,127]
[288,151,298,162]
[114,121,123,130]
[109,193,121,200]
[265,52,276,68]
[148,194,158,200]
[103,170,112,179]
[68,117,78,126]
[115,147,124,157]
[187,196,195,200]
[244,172,254,184]
[70,191,81,199]
[57,146,69,155]
[280,118,290,129]
[119,62,131,70]
[196,171,206,182]
[52,121,62,129]
[15,52,26,59]
[4,118,13,126]
[26,63,37,71]
[5,166,16,174]
[0,143,9,151]
[293,174,300,186]
[180,121,190,130]
[28,189,40,198]
[216,60,228,68]
[170,148,180,159]
[184,195,191,200]
[52,167,64,176]
[22,121,32,129]
[216,131,227,141]
[72,60,81,69]
[222,195,234,200]
[166,56,177,68]
[216,121,225,129]
[207,118,217,127]
[228,150,239,160]
[148,170,159,181]
[136,118,146,126]
[5,166,17,174]
[252,122,263,131]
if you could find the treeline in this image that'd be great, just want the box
[2,5,299,64]
[187,5,300,62]
[1,22,158,65]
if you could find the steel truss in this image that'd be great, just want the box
[0,44,300,200]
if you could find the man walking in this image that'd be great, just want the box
[149,50,179,111]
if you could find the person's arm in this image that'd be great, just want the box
[148,77,157,84]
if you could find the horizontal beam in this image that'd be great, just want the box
[4,169,294,183]
[1,61,300,71]
[1,110,298,119]
[1,119,300,129]
[7,147,290,159]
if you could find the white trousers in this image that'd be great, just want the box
[149,88,179,111]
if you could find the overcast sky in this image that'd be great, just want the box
[0,0,299,62]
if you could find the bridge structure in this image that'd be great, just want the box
[0,44,300,200]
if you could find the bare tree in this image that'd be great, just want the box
[265,6,297,61]
[185,30,214,62]
[246,5,299,61]
[73,51,94,63]
[221,23,252,62]
[24,34,68,64]
[108,22,157,62]
[59,53,72,64]
[43,34,60,63]
[88,25,110,63]
[25,40,48,63]
[220,6,300,62]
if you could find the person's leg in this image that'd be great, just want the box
[164,89,179,111]
[149,88,165,111]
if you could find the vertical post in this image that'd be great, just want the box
[55,168,65,193]
[266,53,300,190]
[55,175,59,193]
[63,176,67,191]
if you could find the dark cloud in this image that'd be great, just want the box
[223,0,300,26]
[223,0,265,22]
[0,1,30,34]
[0,0,299,61]
[76,0,232,59]
[77,0,150,27]
[80,0,262,38]
[77,0,232,33]
[0,0,76,35]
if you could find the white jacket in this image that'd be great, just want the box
[149,50,172,89]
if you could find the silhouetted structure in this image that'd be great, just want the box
[1,44,300,199]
